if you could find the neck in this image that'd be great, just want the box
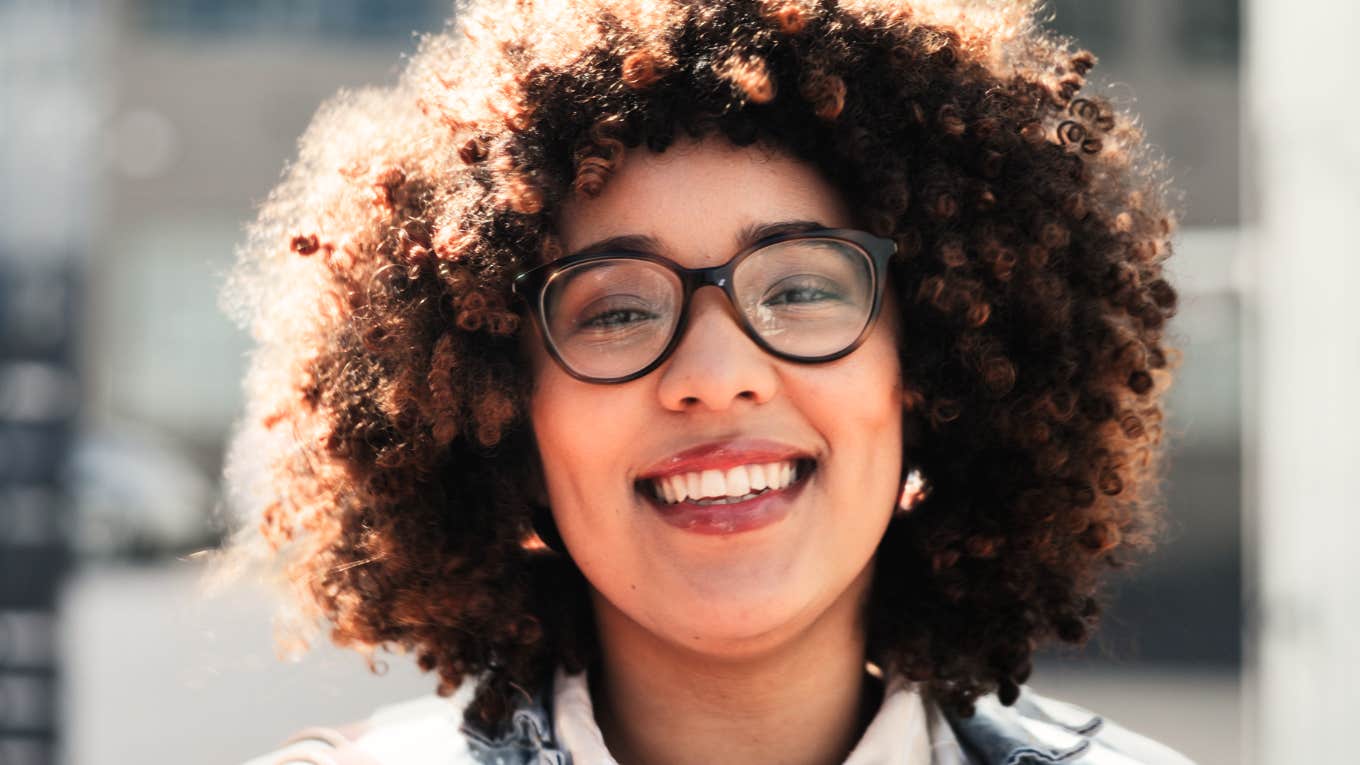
[585,563,880,765]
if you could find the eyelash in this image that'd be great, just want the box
[582,308,657,328]
[764,284,836,305]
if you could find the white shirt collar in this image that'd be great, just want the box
[551,665,969,764]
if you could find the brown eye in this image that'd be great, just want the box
[578,306,660,330]
[762,279,843,307]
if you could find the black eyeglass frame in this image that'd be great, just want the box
[511,227,898,384]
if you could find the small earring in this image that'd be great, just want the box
[896,466,930,516]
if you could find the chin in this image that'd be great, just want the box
[651,588,823,655]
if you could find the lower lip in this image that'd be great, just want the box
[638,463,815,536]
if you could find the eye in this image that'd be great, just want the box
[579,307,659,329]
[763,278,843,306]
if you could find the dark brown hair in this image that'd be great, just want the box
[220,0,1182,728]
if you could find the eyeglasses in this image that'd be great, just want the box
[511,228,897,384]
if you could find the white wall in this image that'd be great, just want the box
[1243,0,1360,759]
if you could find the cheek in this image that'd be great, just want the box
[529,365,642,523]
[531,374,609,480]
[527,327,595,482]
[821,315,902,428]
[810,317,904,491]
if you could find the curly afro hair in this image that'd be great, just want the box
[219,0,1182,729]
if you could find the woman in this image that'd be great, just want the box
[224,0,1191,762]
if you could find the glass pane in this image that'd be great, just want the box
[735,239,874,357]
[543,259,680,378]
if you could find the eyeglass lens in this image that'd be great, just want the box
[541,238,876,380]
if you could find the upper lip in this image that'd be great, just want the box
[636,437,815,481]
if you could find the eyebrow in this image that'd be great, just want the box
[560,219,827,260]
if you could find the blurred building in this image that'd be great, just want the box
[1039,0,1243,669]
[2,1,96,762]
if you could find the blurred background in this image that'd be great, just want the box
[0,1,1354,763]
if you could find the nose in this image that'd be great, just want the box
[655,286,779,412]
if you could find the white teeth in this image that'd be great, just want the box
[724,466,750,498]
[647,459,807,505]
[666,475,685,503]
[747,464,767,491]
[700,470,725,499]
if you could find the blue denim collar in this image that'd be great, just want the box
[945,692,1094,764]
[457,669,570,765]
[456,671,1098,765]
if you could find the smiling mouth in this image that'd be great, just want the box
[633,457,817,536]
[633,458,818,505]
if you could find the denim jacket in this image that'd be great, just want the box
[249,673,1198,765]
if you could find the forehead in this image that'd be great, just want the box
[553,137,854,264]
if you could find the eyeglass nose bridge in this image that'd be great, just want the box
[663,252,855,385]
[668,259,760,347]
[676,259,737,291]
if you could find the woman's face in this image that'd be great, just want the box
[527,136,904,658]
